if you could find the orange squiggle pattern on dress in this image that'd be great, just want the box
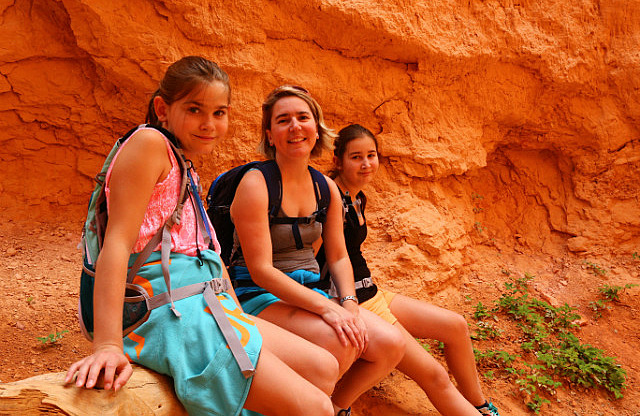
[205,296,256,348]
[126,331,146,359]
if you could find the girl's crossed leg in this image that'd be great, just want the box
[258,302,405,412]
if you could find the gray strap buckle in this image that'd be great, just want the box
[329,276,374,298]
[209,278,229,294]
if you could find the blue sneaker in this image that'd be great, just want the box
[477,401,500,416]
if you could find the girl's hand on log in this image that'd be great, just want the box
[65,345,133,391]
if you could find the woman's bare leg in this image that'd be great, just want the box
[389,294,486,407]
[330,307,405,409]
[258,302,359,376]
[254,315,339,394]
[258,302,404,411]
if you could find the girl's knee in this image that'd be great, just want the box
[446,313,471,342]
[423,361,454,390]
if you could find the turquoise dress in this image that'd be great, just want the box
[123,250,262,416]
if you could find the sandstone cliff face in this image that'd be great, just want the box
[4,0,637,283]
[1,0,639,414]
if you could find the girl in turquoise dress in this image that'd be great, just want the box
[66,56,337,416]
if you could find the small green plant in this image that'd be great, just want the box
[26,296,35,305]
[474,348,520,368]
[472,272,628,413]
[474,221,485,234]
[526,394,551,414]
[471,299,500,342]
[588,298,610,319]
[420,339,446,354]
[584,261,607,276]
[37,330,68,345]
[599,283,638,302]
[632,252,638,260]
[473,301,495,320]
[589,283,638,319]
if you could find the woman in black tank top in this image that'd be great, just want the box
[325,124,500,416]
[230,86,405,416]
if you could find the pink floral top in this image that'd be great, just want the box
[104,126,220,256]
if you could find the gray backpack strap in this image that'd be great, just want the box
[127,227,163,282]
[194,198,212,247]
[202,283,256,378]
[161,223,181,317]
[144,278,230,309]
[328,277,374,298]
[125,137,189,308]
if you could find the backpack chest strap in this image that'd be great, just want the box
[136,278,232,310]
[327,276,374,298]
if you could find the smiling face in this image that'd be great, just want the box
[335,135,379,190]
[154,80,229,159]
[266,96,318,161]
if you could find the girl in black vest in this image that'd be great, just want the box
[318,124,500,416]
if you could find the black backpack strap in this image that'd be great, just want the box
[309,166,330,223]
[255,160,282,219]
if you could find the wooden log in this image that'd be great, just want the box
[0,365,187,415]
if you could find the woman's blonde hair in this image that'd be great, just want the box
[258,85,335,159]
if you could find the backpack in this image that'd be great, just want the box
[78,124,190,341]
[77,124,256,377]
[206,160,331,268]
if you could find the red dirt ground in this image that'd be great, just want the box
[1,220,639,415]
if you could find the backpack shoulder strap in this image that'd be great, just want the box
[125,125,190,282]
[255,160,282,219]
[308,166,331,223]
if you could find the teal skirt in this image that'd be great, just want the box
[231,266,331,316]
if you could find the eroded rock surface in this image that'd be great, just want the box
[1,1,639,414]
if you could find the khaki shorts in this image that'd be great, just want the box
[360,288,398,325]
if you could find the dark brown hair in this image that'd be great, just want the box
[329,124,378,178]
[146,56,230,126]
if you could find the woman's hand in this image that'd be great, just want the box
[65,345,133,391]
[342,300,369,355]
[321,300,368,354]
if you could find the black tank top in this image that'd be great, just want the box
[316,188,378,303]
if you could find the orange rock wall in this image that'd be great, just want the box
[1,0,639,290]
